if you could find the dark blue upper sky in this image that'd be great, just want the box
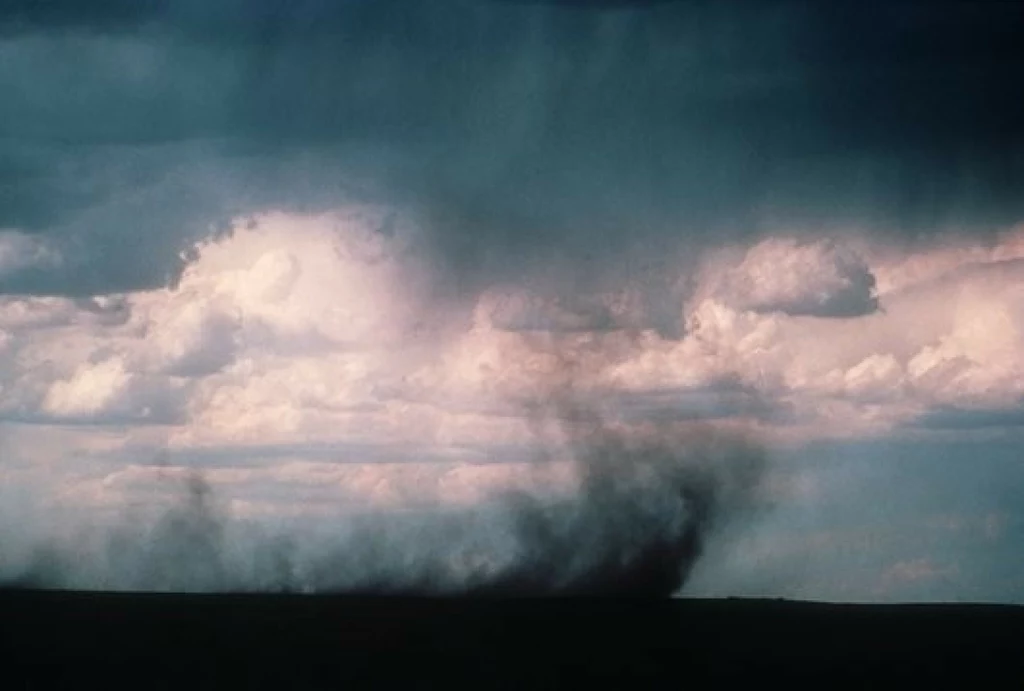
[1,0,1023,296]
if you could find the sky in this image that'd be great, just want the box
[0,0,1023,601]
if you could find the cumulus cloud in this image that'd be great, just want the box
[1,210,1021,451]
[697,237,879,318]
[0,211,408,427]
[591,226,1024,437]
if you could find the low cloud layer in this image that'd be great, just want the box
[2,406,768,596]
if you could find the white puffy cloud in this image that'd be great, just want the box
[42,357,136,418]
[697,237,879,318]
[591,226,1024,437]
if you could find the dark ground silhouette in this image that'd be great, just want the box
[2,590,1023,688]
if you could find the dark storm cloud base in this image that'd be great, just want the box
[2,1,1024,296]
[2,590,1023,687]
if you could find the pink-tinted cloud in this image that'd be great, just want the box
[1,211,1023,568]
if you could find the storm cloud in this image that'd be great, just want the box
[2,0,1023,298]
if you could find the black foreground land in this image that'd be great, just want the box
[3,590,1023,688]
